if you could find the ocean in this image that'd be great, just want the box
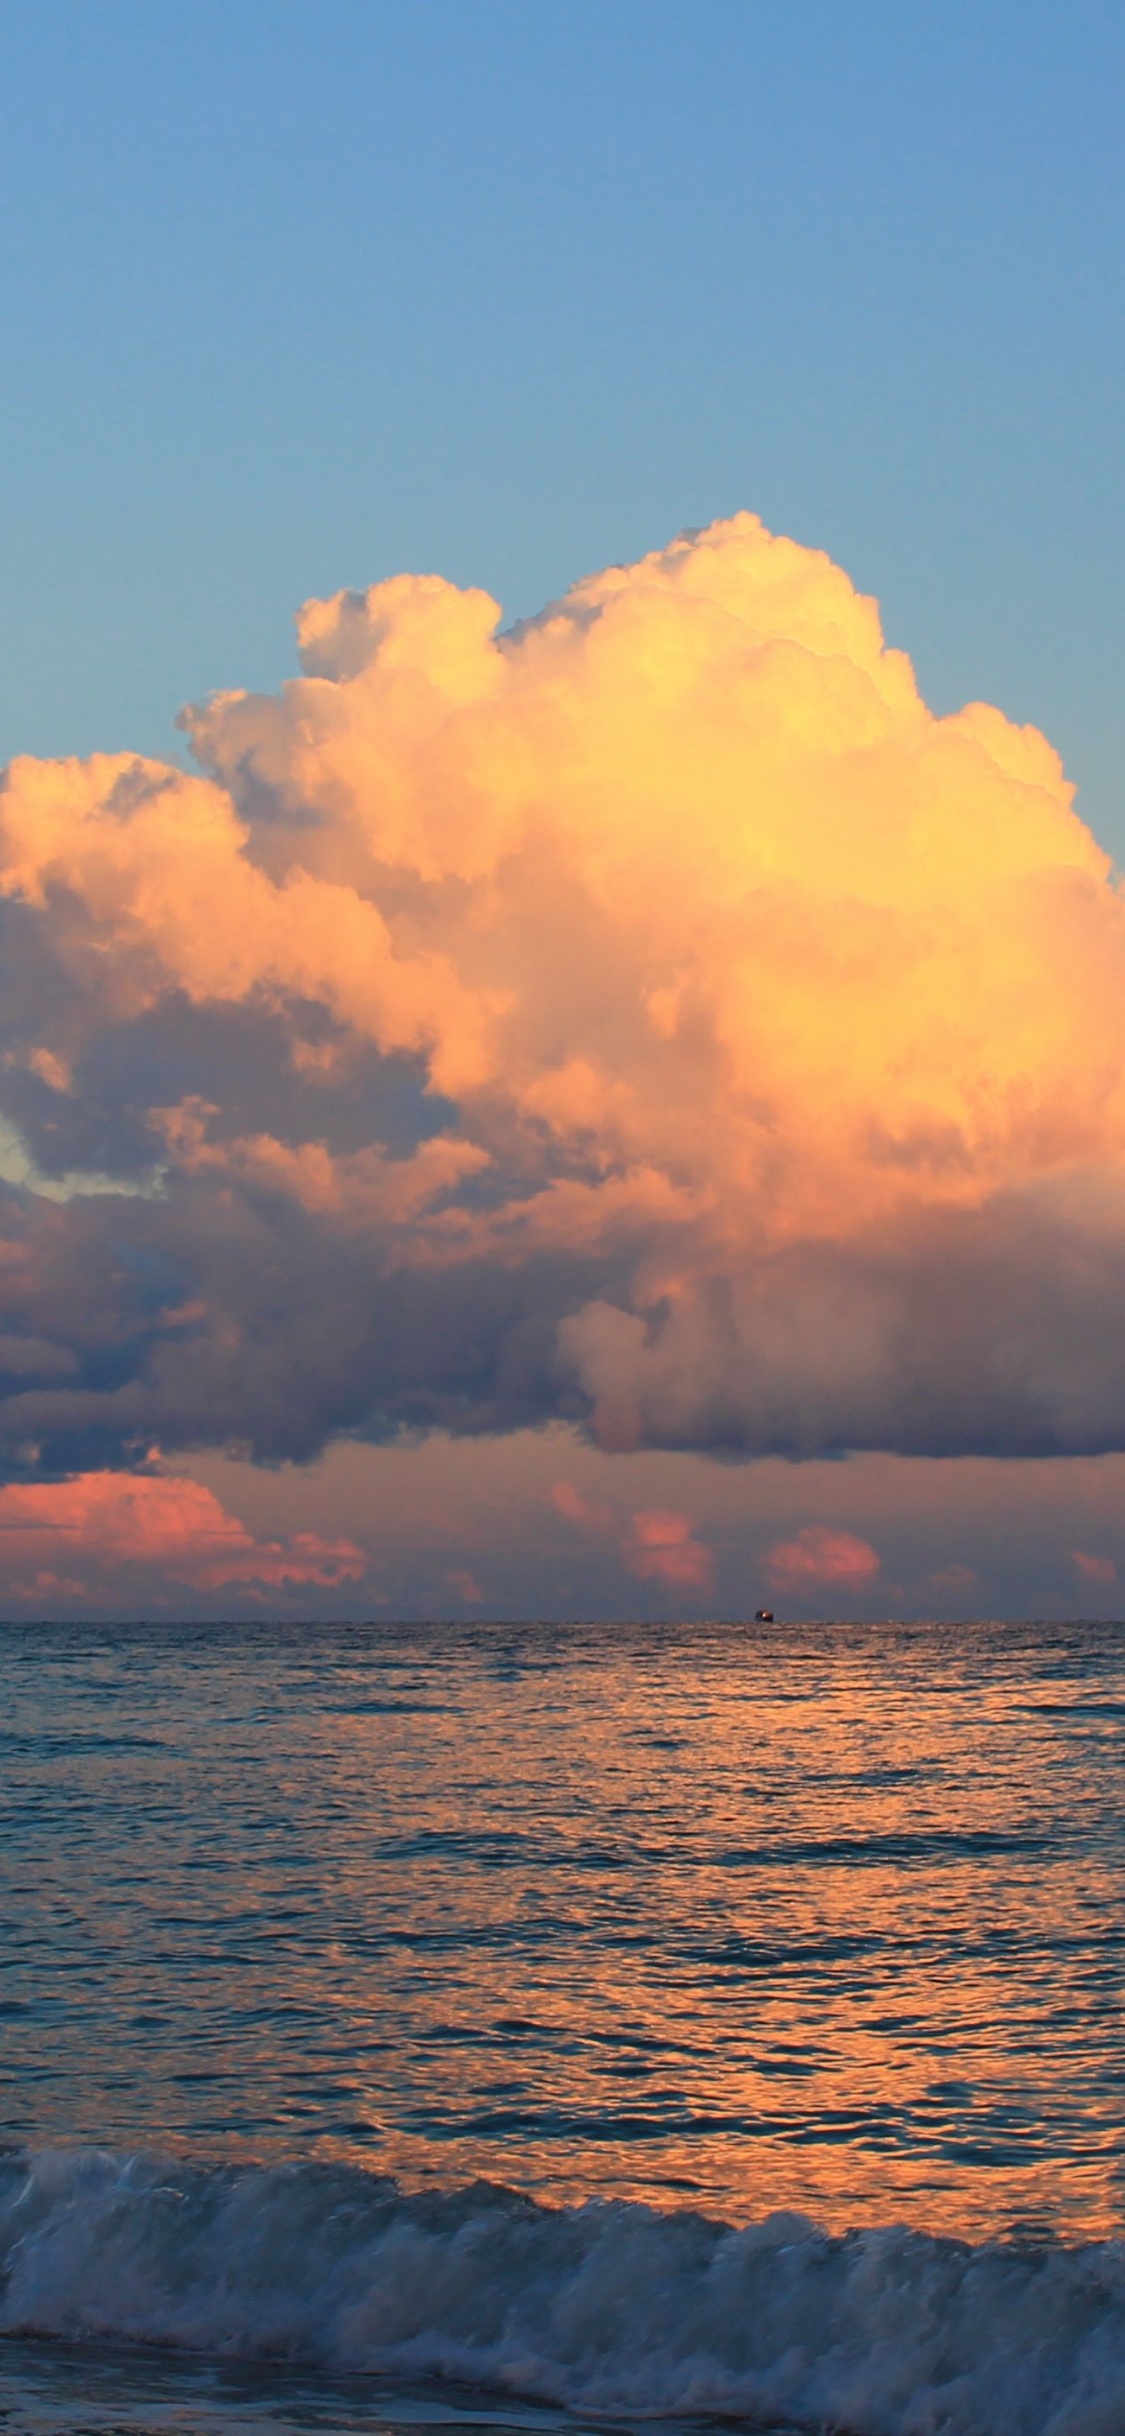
[3,1617,1125,2436]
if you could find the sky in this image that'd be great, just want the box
[0,1,1122,1621]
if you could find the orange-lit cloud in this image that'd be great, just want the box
[766,1524,881,1592]
[0,1469,364,1603]
[1,512,1125,1480]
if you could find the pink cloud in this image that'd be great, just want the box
[624,1507,712,1587]
[551,1479,615,1537]
[0,1469,365,1600]
[553,1479,711,1589]
[766,1524,880,1593]
[445,1566,485,1604]
[1072,1549,1117,1586]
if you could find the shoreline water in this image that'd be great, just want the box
[4,2146,1125,2436]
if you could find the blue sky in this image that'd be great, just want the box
[1,0,1122,847]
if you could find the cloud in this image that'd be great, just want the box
[552,1479,615,1537]
[766,1525,881,1592]
[445,1565,485,1604]
[1071,1549,1117,1586]
[0,1467,364,1603]
[624,1509,712,1589]
[1,510,1125,1481]
[552,1478,712,1591]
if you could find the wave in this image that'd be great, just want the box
[3,2147,1125,2436]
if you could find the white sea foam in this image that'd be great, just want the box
[2,2148,1125,2436]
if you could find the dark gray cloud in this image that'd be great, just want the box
[0,1162,1123,1481]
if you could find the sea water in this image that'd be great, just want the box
[3,1618,1125,2435]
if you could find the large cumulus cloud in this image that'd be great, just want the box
[1,510,1123,1477]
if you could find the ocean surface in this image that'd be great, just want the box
[4,1617,1125,2436]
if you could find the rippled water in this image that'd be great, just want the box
[4,1616,1125,2237]
[4,1617,1125,2435]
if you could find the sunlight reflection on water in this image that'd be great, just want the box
[3,1616,1125,2243]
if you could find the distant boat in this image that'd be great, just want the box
[754,1607,774,1622]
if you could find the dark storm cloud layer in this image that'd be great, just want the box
[1,514,1124,1477]
[2,1174,1125,1478]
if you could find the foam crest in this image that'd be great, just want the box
[4,2149,1125,2435]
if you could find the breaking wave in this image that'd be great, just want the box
[3,2147,1125,2436]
